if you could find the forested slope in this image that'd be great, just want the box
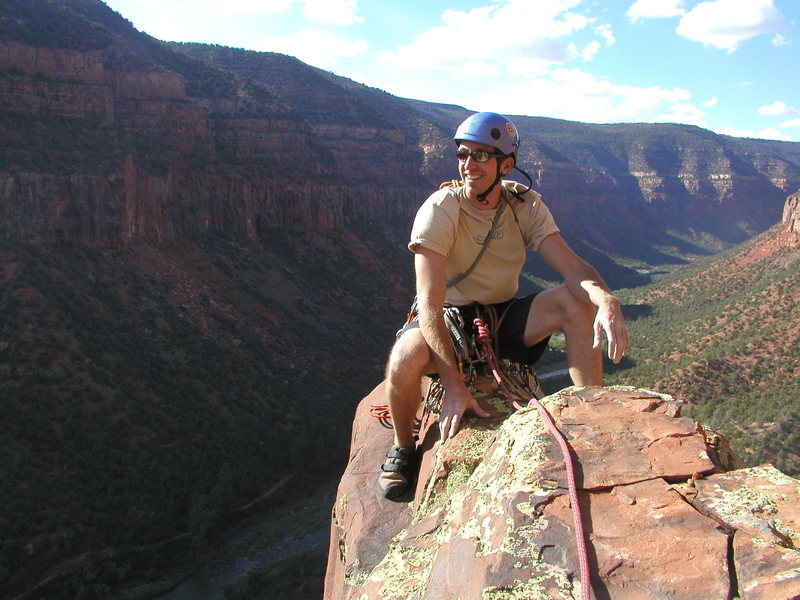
[607,219,800,475]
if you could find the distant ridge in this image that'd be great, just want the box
[169,41,800,254]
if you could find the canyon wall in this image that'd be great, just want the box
[0,28,424,246]
[2,0,800,258]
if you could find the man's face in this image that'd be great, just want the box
[457,141,512,201]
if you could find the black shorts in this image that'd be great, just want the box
[399,293,550,367]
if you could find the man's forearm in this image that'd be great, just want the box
[417,301,463,389]
[565,260,618,309]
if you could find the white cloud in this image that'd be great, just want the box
[758,101,799,117]
[301,0,363,25]
[676,0,786,52]
[782,118,800,128]
[116,0,365,43]
[107,0,205,42]
[582,40,602,61]
[716,125,794,141]
[626,0,685,23]
[597,24,616,46]
[211,0,362,24]
[772,34,790,47]
[379,0,601,74]
[502,56,564,78]
[701,97,718,108]
[716,125,755,137]
[450,60,503,80]
[255,30,367,69]
[752,128,793,141]
[657,103,708,127]
[211,0,293,16]
[463,68,696,126]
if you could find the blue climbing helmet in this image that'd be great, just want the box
[454,112,520,159]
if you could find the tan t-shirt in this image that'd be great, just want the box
[409,181,559,306]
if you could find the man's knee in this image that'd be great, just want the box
[558,287,595,327]
[527,286,593,338]
[385,330,432,383]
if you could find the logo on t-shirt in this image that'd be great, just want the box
[474,232,504,243]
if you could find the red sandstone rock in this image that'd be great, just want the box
[543,386,717,489]
[324,380,800,600]
[687,466,800,600]
[581,478,729,599]
[325,381,416,597]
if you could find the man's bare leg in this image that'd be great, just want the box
[524,286,602,386]
[379,330,435,499]
[384,328,435,448]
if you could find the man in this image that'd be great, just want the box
[379,112,630,500]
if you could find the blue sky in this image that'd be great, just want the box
[102,0,799,142]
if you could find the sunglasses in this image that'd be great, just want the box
[456,148,506,163]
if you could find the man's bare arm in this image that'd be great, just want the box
[414,247,490,439]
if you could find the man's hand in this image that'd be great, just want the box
[593,297,630,364]
[438,383,492,441]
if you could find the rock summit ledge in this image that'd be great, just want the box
[324,382,800,600]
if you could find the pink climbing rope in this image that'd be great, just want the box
[473,316,592,600]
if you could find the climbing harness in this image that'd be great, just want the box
[418,302,543,415]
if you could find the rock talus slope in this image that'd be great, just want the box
[324,381,800,600]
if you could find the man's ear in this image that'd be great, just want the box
[500,155,515,175]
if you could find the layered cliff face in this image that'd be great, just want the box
[0,1,427,246]
[224,48,800,259]
[498,123,800,255]
[396,101,800,257]
[3,0,800,259]
[171,45,430,189]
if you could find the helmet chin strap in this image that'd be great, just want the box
[473,157,534,205]
[507,164,534,201]
[476,157,506,205]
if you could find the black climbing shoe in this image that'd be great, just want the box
[379,445,417,500]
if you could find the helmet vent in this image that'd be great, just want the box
[491,128,501,140]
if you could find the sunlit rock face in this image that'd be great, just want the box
[324,381,800,600]
[784,190,800,236]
